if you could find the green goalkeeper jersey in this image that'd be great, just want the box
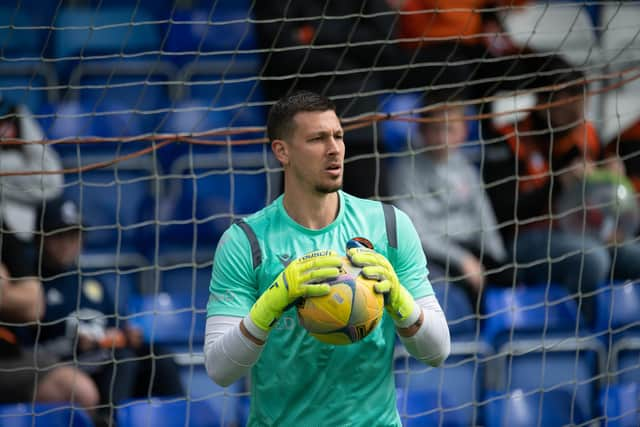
[207,191,433,427]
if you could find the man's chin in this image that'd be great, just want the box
[315,182,342,194]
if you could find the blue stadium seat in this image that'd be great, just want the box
[181,63,264,108]
[165,8,257,67]
[483,389,586,427]
[39,100,146,160]
[499,349,600,420]
[63,160,157,253]
[72,65,174,112]
[128,291,206,346]
[156,99,231,168]
[482,284,586,345]
[155,97,268,186]
[595,281,640,337]
[378,93,421,153]
[396,388,464,427]
[53,7,161,64]
[71,0,176,20]
[0,403,93,427]
[394,351,488,426]
[117,398,219,427]
[38,101,93,145]
[0,71,55,113]
[600,383,640,427]
[615,344,640,385]
[156,253,212,300]
[90,100,145,139]
[179,365,245,427]
[483,285,605,420]
[191,0,253,13]
[595,281,640,383]
[432,282,477,339]
[0,7,47,60]
[160,100,231,135]
[147,152,276,254]
[67,60,177,133]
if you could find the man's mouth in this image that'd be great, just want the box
[326,164,342,176]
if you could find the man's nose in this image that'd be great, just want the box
[326,136,341,154]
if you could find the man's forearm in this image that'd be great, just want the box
[397,295,451,366]
[204,315,265,387]
[0,279,44,322]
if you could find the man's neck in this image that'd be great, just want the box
[282,189,340,230]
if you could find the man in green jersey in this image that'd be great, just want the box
[204,91,450,426]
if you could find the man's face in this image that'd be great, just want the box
[420,107,467,150]
[545,90,586,130]
[277,110,345,194]
[44,231,81,269]
[0,119,17,140]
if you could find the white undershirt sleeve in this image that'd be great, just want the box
[397,294,451,366]
[204,295,450,386]
[204,315,265,387]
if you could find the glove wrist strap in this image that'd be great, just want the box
[243,315,269,342]
[393,302,420,328]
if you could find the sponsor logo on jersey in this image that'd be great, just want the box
[277,253,293,267]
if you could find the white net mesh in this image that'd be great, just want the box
[0,0,639,426]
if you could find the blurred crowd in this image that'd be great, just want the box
[0,0,639,424]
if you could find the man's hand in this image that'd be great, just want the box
[0,263,9,308]
[460,254,485,293]
[77,333,97,353]
[347,248,417,325]
[249,250,342,332]
[124,325,143,349]
[558,159,596,189]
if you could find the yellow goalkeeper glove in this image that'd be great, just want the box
[347,247,417,325]
[249,250,342,331]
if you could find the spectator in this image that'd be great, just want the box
[396,0,535,100]
[0,96,62,242]
[0,97,99,410]
[28,196,185,411]
[254,1,545,198]
[388,94,513,306]
[0,258,99,409]
[482,57,640,322]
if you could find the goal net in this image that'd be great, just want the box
[0,0,639,426]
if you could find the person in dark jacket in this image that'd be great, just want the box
[28,196,184,410]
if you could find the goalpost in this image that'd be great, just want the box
[0,0,639,426]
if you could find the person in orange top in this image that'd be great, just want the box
[400,0,494,48]
[482,57,640,323]
[395,0,535,100]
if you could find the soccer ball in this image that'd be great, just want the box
[297,256,384,345]
[555,170,639,242]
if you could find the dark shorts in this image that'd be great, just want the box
[0,348,59,403]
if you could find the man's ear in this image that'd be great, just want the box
[272,139,289,165]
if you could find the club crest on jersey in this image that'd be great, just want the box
[347,237,374,250]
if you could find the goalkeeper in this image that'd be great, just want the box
[204,91,450,427]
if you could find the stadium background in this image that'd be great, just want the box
[0,0,639,425]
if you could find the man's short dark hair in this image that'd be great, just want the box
[420,91,467,119]
[266,91,336,142]
[535,55,587,100]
